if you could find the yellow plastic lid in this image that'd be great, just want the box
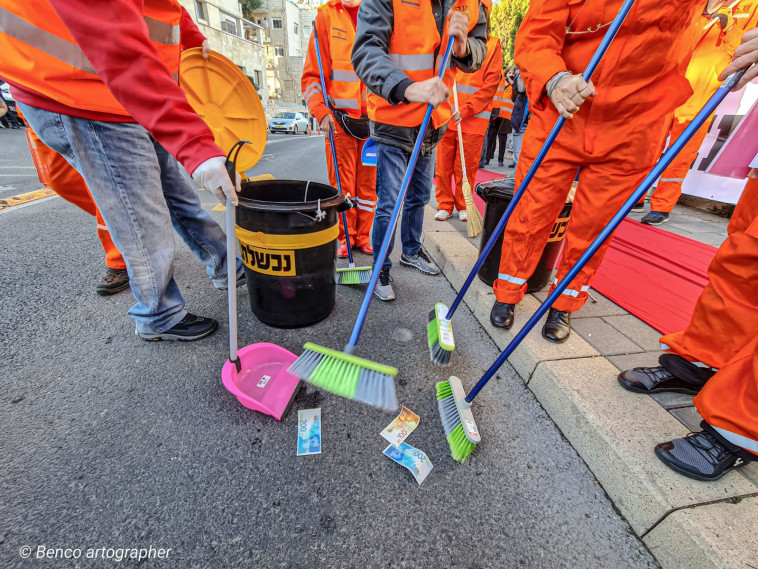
[180,48,267,173]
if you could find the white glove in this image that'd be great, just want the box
[192,156,240,206]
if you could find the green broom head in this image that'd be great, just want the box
[336,265,374,285]
[436,376,480,463]
[428,302,455,367]
[288,342,399,411]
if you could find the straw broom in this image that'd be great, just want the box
[452,81,484,238]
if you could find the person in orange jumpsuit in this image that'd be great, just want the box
[435,24,502,222]
[641,2,758,226]
[616,28,758,481]
[24,127,130,295]
[301,0,377,258]
[489,0,709,343]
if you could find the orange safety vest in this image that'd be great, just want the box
[493,80,513,120]
[455,35,500,134]
[367,0,481,129]
[0,0,182,117]
[316,0,366,118]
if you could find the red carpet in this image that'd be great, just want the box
[472,168,717,335]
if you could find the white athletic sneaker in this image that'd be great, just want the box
[434,210,451,221]
[458,210,468,221]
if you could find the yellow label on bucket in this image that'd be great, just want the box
[240,243,296,276]
[547,216,570,243]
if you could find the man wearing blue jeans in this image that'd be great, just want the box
[20,107,244,340]
[2,0,242,341]
[352,0,487,300]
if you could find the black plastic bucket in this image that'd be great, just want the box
[235,179,345,328]
[475,177,572,292]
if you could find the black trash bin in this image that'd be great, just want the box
[475,177,572,292]
[235,179,345,328]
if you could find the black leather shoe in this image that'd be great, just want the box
[490,301,515,329]
[542,308,570,343]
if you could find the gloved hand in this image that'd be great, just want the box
[192,156,240,206]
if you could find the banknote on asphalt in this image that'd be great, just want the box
[383,442,433,485]
[380,406,420,447]
[297,408,322,456]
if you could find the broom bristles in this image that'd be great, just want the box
[462,179,483,238]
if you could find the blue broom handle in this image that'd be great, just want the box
[445,0,638,321]
[346,36,456,352]
[465,69,747,403]
[313,32,355,265]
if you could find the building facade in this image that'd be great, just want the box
[179,0,268,109]
[250,0,316,111]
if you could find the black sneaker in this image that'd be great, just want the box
[641,211,669,225]
[96,268,130,296]
[137,313,218,342]
[630,202,645,213]
[655,430,752,481]
[617,365,702,395]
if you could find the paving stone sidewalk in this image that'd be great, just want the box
[427,171,758,569]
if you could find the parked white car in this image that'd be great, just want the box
[268,111,309,135]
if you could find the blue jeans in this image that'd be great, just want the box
[372,142,435,270]
[20,103,242,334]
[512,120,527,165]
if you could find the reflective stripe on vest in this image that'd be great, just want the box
[454,36,501,135]
[319,0,365,118]
[367,0,479,129]
[0,0,181,117]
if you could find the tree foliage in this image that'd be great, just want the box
[490,0,529,67]
[240,0,263,19]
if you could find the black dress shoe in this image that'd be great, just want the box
[490,301,515,329]
[542,308,570,343]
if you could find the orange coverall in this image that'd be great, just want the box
[435,37,502,215]
[301,0,377,249]
[494,0,703,312]
[652,3,758,213]
[25,127,126,270]
[659,176,758,456]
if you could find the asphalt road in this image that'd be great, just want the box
[0,128,657,568]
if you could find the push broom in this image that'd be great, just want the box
[428,0,637,368]
[437,65,750,463]
[452,81,484,238]
[312,28,373,286]
[289,36,457,411]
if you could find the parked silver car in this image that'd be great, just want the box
[268,111,309,135]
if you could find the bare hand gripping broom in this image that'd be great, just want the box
[437,66,750,463]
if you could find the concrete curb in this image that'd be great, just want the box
[421,205,758,569]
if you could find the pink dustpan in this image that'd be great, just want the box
[220,143,300,421]
[221,343,301,421]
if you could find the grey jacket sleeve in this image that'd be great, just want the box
[451,4,487,73]
[352,0,411,105]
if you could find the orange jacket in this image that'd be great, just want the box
[675,3,758,122]
[366,0,481,129]
[514,0,703,135]
[302,0,367,122]
[0,0,181,117]
[455,36,503,135]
